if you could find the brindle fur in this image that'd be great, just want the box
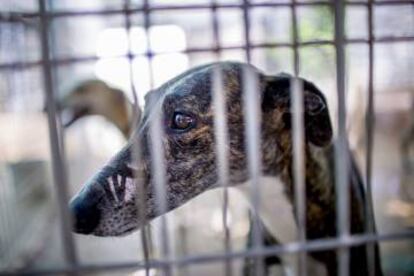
[69,62,382,275]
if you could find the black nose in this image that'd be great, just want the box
[69,195,101,234]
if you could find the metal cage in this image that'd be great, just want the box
[0,0,413,275]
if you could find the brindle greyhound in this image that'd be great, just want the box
[69,62,382,275]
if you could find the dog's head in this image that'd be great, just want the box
[57,79,133,137]
[69,62,332,236]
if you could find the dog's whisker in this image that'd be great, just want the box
[107,177,120,204]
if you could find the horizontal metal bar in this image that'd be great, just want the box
[0,13,36,24]
[4,230,414,276]
[1,0,413,22]
[1,2,330,22]
[0,36,413,71]
[347,37,414,44]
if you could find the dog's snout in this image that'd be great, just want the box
[69,192,101,234]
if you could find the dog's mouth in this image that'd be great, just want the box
[119,225,138,236]
[93,223,138,237]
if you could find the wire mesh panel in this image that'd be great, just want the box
[0,0,413,275]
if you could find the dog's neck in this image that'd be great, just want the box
[253,124,339,245]
[235,137,332,275]
[261,125,334,204]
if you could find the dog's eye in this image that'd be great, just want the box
[171,112,195,131]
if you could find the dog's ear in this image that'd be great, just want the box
[262,74,333,147]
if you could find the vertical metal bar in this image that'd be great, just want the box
[291,0,307,275]
[210,3,229,274]
[242,66,264,276]
[0,140,14,264]
[123,0,140,122]
[149,105,172,276]
[6,173,19,263]
[133,145,153,276]
[0,176,11,267]
[177,224,190,276]
[291,77,306,276]
[291,0,300,77]
[143,0,154,91]
[1,32,19,266]
[211,0,222,60]
[212,67,233,276]
[242,0,252,63]
[38,0,78,269]
[333,1,350,276]
[142,4,172,274]
[241,2,262,273]
[365,1,377,275]
[143,0,174,275]
[0,179,4,264]
[122,1,153,275]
